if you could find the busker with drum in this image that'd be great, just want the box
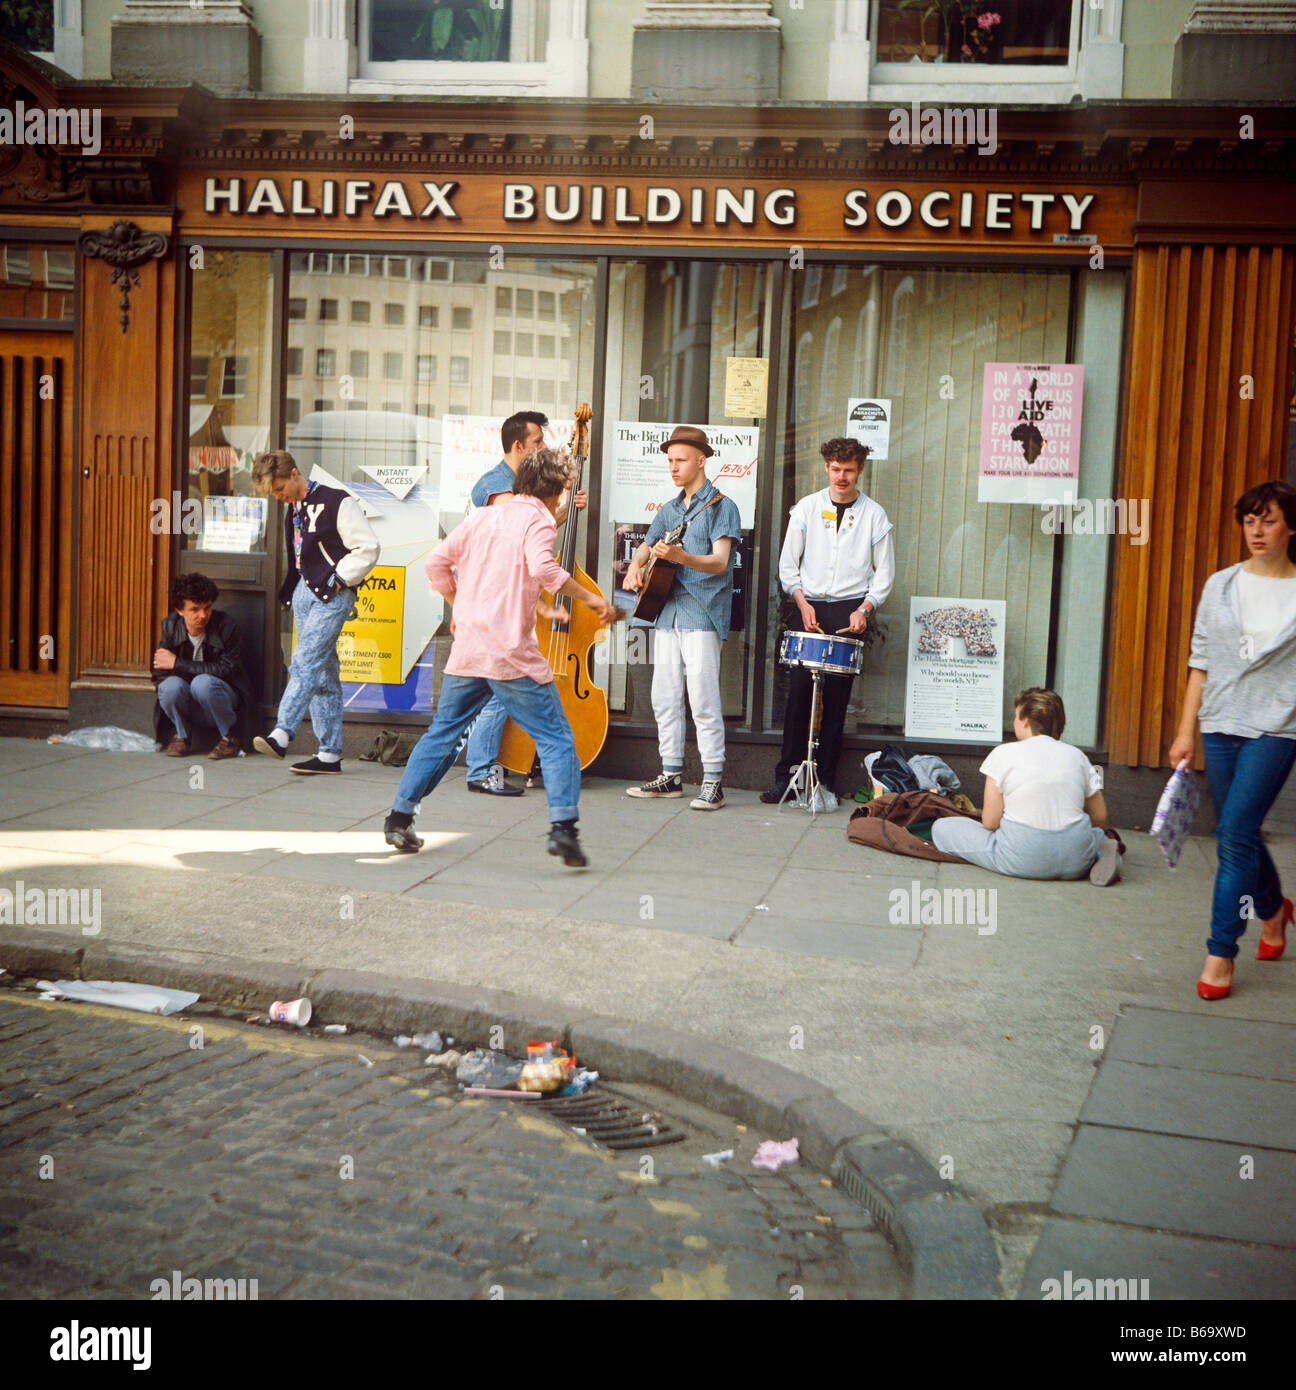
[762,438,895,811]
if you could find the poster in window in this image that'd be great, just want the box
[440,414,576,515]
[978,363,1083,504]
[846,398,891,461]
[608,422,759,528]
[904,596,1006,743]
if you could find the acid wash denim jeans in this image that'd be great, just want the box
[275,580,357,756]
[393,673,580,824]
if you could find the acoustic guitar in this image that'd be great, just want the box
[631,492,724,625]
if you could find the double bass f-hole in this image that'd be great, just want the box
[568,652,589,700]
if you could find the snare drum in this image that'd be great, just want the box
[779,630,864,677]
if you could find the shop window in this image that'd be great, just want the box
[419,305,439,327]
[220,357,248,398]
[286,349,303,377]
[831,266,849,297]
[351,301,371,324]
[538,334,555,359]
[872,0,1079,80]
[450,356,470,385]
[186,250,272,556]
[777,261,1075,734]
[3,245,31,284]
[515,332,533,357]
[350,350,370,379]
[600,260,769,726]
[45,249,74,290]
[516,289,533,315]
[418,355,437,382]
[800,266,822,310]
[537,291,556,321]
[496,287,513,313]
[316,349,336,378]
[453,306,472,331]
[385,302,405,327]
[495,331,511,354]
[288,298,306,321]
[319,299,338,322]
[383,352,403,379]
[0,240,75,321]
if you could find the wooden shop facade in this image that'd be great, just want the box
[1,40,1294,799]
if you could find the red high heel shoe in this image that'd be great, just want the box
[1256,897,1293,961]
[1196,955,1235,1000]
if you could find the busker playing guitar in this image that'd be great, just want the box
[622,426,742,810]
[762,437,895,812]
[383,448,614,866]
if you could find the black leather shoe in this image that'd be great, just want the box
[384,812,424,853]
[466,768,523,796]
[547,822,587,867]
[759,778,790,804]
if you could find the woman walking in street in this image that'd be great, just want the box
[1169,479,1296,1000]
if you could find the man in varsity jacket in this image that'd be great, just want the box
[250,450,380,774]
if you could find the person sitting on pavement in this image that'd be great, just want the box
[930,687,1120,884]
[152,572,255,760]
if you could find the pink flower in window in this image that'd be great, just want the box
[979,11,1002,27]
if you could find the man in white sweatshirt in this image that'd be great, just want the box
[763,438,895,809]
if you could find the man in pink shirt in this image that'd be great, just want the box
[384,448,614,866]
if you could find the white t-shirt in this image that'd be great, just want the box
[980,735,1103,831]
[1237,570,1296,658]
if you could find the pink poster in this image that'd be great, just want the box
[978,363,1083,504]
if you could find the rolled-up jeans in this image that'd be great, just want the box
[1202,731,1296,959]
[464,695,508,781]
[931,815,1106,880]
[393,673,580,824]
[275,580,356,756]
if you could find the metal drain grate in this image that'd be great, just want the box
[537,1087,686,1151]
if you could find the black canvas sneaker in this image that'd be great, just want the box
[626,772,683,799]
[690,779,725,811]
[291,757,341,775]
[253,732,287,760]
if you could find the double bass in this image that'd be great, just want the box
[496,403,610,775]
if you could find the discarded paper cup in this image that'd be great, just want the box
[270,997,311,1027]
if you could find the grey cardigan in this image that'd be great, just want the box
[1188,563,1296,739]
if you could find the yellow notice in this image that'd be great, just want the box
[338,567,404,683]
[724,356,768,419]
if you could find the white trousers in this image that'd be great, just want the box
[650,627,726,776]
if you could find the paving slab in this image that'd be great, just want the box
[1050,1126,1296,1246]
[737,916,922,965]
[1080,1058,1296,1149]
[1106,1006,1296,1082]
[1022,1218,1296,1300]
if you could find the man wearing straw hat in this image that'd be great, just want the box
[622,426,742,811]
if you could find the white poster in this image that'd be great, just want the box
[440,415,576,515]
[608,422,760,527]
[904,597,1006,744]
[846,398,891,461]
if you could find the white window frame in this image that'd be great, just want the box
[849,0,1122,104]
[352,0,589,98]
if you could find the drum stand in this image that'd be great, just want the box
[778,669,826,816]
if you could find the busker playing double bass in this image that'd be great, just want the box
[383,448,614,866]
[762,438,895,811]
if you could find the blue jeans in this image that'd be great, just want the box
[931,816,1106,880]
[1202,732,1296,958]
[394,674,579,823]
[157,674,238,739]
[464,695,508,781]
[275,580,357,756]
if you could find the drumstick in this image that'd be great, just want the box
[835,626,856,635]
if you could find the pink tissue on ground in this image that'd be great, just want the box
[751,1138,800,1171]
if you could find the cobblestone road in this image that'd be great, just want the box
[0,992,905,1299]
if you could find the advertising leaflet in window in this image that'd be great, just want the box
[978,363,1083,504]
[607,422,759,527]
[904,597,1006,743]
[438,414,576,516]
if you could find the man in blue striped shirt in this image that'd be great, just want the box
[623,426,741,810]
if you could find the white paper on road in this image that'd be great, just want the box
[36,979,200,1016]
